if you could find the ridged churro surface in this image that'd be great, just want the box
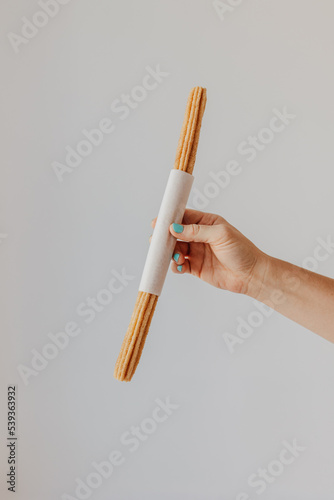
[114,292,158,381]
[174,87,207,174]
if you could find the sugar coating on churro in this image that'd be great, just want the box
[114,292,158,381]
[174,87,207,174]
[114,87,207,382]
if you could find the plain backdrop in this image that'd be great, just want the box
[1,1,334,499]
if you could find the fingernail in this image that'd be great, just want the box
[172,223,184,233]
[177,265,183,272]
[173,253,180,262]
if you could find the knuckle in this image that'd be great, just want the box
[191,224,200,236]
[219,224,233,240]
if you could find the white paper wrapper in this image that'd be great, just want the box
[139,169,194,296]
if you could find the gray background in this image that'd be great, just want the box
[1,0,334,499]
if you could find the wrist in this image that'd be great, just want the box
[245,252,274,301]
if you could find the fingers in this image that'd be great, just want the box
[171,257,191,275]
[149,227,189,256]
[151,210,227,229]
[172,241,189,260]
[149,220,190,268]
[182,209,222,225]
[172,250,186,266]
[149,216,196,276]
[169,222,222,244]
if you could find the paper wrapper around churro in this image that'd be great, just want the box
[139,169,194,296]
[114,87,207,381]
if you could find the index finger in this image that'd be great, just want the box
[150,209,225,229]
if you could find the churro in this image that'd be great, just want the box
[114,87,207,381]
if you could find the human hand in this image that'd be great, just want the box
[150,208,334,341]
[151,209,269,296]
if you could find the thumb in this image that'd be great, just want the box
[169,222,220,244]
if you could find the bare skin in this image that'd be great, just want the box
[151,209,334,343]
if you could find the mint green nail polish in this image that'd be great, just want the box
[177,265,183,272]
[173,253,180,262]
[173,223,184,233]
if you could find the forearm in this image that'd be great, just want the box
[247,255,334,342]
